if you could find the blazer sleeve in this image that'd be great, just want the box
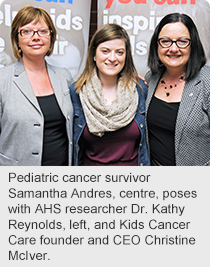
[49,64,74,88]
[62,68,74,88]
[0,80,3,133]
[144,70,152,85]
[202,67,210,120]
[0,66,10,133]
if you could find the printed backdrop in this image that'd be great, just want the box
[1,1,210,78]
[98,0,210,76]
[0,0,91,79]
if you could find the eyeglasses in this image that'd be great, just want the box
[18,28,51,38]
[158,38,191,49]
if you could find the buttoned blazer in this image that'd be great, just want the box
[145,65,210,166]
[0,60,74,166]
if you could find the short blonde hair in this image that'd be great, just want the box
[11,5,57,60]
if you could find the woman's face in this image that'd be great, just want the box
[95,38,126,80]
[158,22,191,73]
[18,18,51,60]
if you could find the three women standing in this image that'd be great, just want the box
[2,6,208,166]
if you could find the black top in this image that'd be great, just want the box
[147,96,180,166]
[37,94,68,166]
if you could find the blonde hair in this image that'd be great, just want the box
[75,23,139,92]
[11,5,57,60]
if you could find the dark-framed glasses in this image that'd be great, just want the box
[158,38,191,49]
[18,28,51,38]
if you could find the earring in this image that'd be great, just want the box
[94,56,96,61]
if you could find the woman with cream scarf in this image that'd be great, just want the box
[70,24,149,166]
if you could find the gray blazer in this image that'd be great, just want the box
[0,61,74,166]
[145,65,210,166]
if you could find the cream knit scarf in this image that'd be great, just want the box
[79,69,138,137]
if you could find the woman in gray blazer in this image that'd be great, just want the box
[145,13,210,166]
[0,6,73,166]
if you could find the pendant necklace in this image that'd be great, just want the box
[103,86,117,103]
[160,74,185,97]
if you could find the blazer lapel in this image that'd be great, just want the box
[145,73,161,111]
[47,64,70,118]
[175,75,201,154]
[13,61,41,113]
[13,61,68,118]
[47,64,67,118]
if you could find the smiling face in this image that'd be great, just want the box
[95,38,126,80]
[18,19,51,61]
[158,22,191,73]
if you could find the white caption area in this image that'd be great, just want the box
[1,166,209,267]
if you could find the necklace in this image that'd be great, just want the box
[103,86,117,103]
[160,74,185,97]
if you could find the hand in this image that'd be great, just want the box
[135,73,148,86]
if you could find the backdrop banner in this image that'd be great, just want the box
[98,0,210,76]
[0,0,91,79]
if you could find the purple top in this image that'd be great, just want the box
[81,120,140,166]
